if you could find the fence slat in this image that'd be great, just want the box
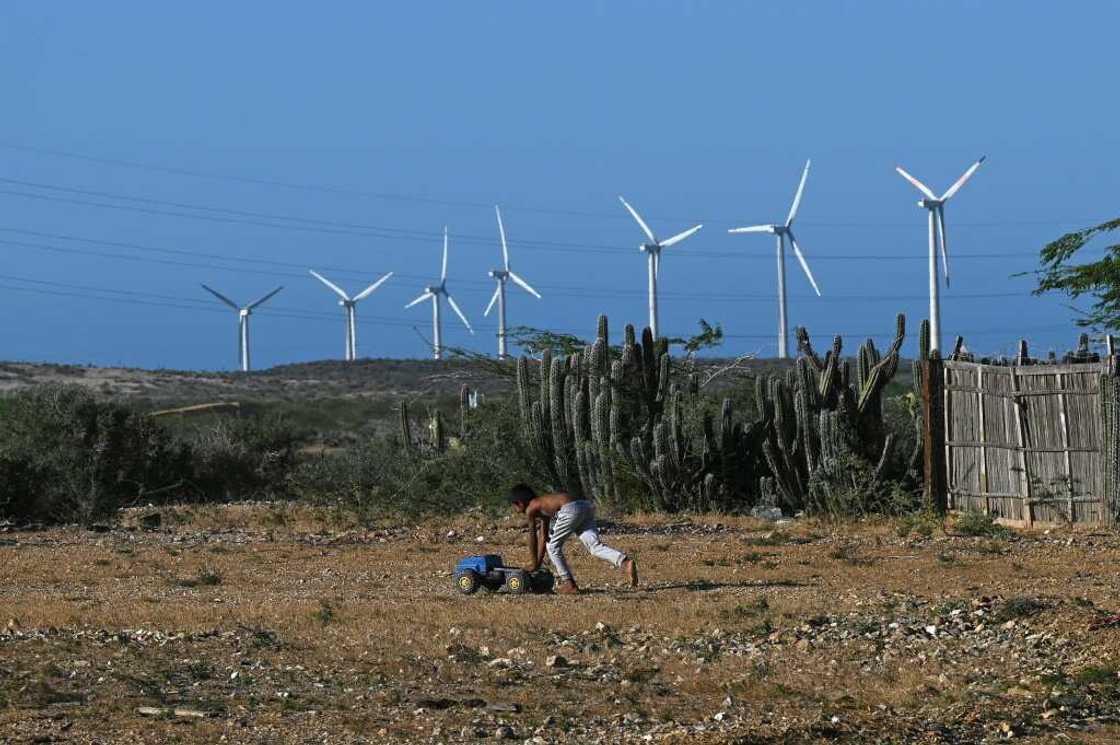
[944,440,1098,453]
[1010,367,1032,526]
[977,366,988,513]
[944,385,1100,398]
[1057,371,1074,518]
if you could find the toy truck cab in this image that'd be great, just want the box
[454,554,552,595]
[454,554,512,594]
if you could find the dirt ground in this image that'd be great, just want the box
[2,505,1119,744]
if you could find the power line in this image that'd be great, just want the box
[0,272,1082,347]
[0,140,1108,229]
[0,179,1052,263]
[0,233,1037,305]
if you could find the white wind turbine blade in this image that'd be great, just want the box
[508,271,542,299]
[495,205,510,271]
[940,155,986,202]
[618,196,656,244]
[309,270,350,301]
[446,294,474,333]
[659,224,703,248]
[484,284,501,316]
[653,250,660,278]
[247,286,284,309]
[405,291,434,309]
[353,272,393,302]
[441,226,449,283]
[936,204,950,286]
[787,230,821,297]
[895,165,937,200]
[728,225,775,234]
[785,159,811,227]
[200,284,239,310]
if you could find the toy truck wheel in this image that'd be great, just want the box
[505,570,529,594]
[455,570,481,595]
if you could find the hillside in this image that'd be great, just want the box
[0,356,912,441]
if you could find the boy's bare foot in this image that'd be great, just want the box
[622,558,639,588]
[556,579,580,595]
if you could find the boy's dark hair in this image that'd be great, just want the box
[508,483,536,505]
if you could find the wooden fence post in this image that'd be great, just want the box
[1105,357,1120,527]
[922,351,948,513]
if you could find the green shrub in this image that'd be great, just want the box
[289,397,546,518]
[0,385,190,523]
[955,510,1009,538]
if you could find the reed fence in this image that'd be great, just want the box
[922,340,1119,527]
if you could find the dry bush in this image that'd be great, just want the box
[0,384,190,523]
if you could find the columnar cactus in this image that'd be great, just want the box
[761,313,908,512]
[399,401,415,455]
[514,313,761,511]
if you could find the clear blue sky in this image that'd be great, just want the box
[1,2,1117,370]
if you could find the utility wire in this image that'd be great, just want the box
[0,180,1051,262]
[0,141,1109,229]
[0,275,1081,345]
[0,231,1038,303]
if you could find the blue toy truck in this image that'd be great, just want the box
[454,554,554,595]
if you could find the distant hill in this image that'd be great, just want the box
[0,356,909,440]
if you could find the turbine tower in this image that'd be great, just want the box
[484,205,541,358]
[617,196,702,339]
[308,269,393,361]
[405,227,473,360]
[728,160,821,359]
[895,155,986,353]
[200,284,283,372]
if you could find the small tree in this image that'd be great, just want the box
[1027,218,1120,329]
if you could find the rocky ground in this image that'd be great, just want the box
[1,505,1119,744]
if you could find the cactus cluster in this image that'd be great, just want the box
[758,314,907,513]
[515,315,760,512]
[906,318,931,480]
[513,311,911,515]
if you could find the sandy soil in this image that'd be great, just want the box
[1,505,1118,744]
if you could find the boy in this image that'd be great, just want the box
[508,484,637,594]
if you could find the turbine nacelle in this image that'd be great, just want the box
[918,198,943,209]
[239,308,250,318]
[489,269,509,280]
[639,243,660,253]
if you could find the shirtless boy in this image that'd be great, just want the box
[508,484,638,594]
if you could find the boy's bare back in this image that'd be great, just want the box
[524,491,576,520]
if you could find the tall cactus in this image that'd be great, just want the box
[762,313,908,512]
[514,313,761,511]
[399,401,415,455]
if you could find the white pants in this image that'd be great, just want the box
[546,500,626,581]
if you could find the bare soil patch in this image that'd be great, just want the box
[2,506,1118,743]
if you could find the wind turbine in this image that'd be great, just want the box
[405,227,473,360]
[308,269,393,361]
[200,284,283,372]
[484,205,541,358]
[895,155,986,353]
[617,196,702,339]
[728,159,821,359]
